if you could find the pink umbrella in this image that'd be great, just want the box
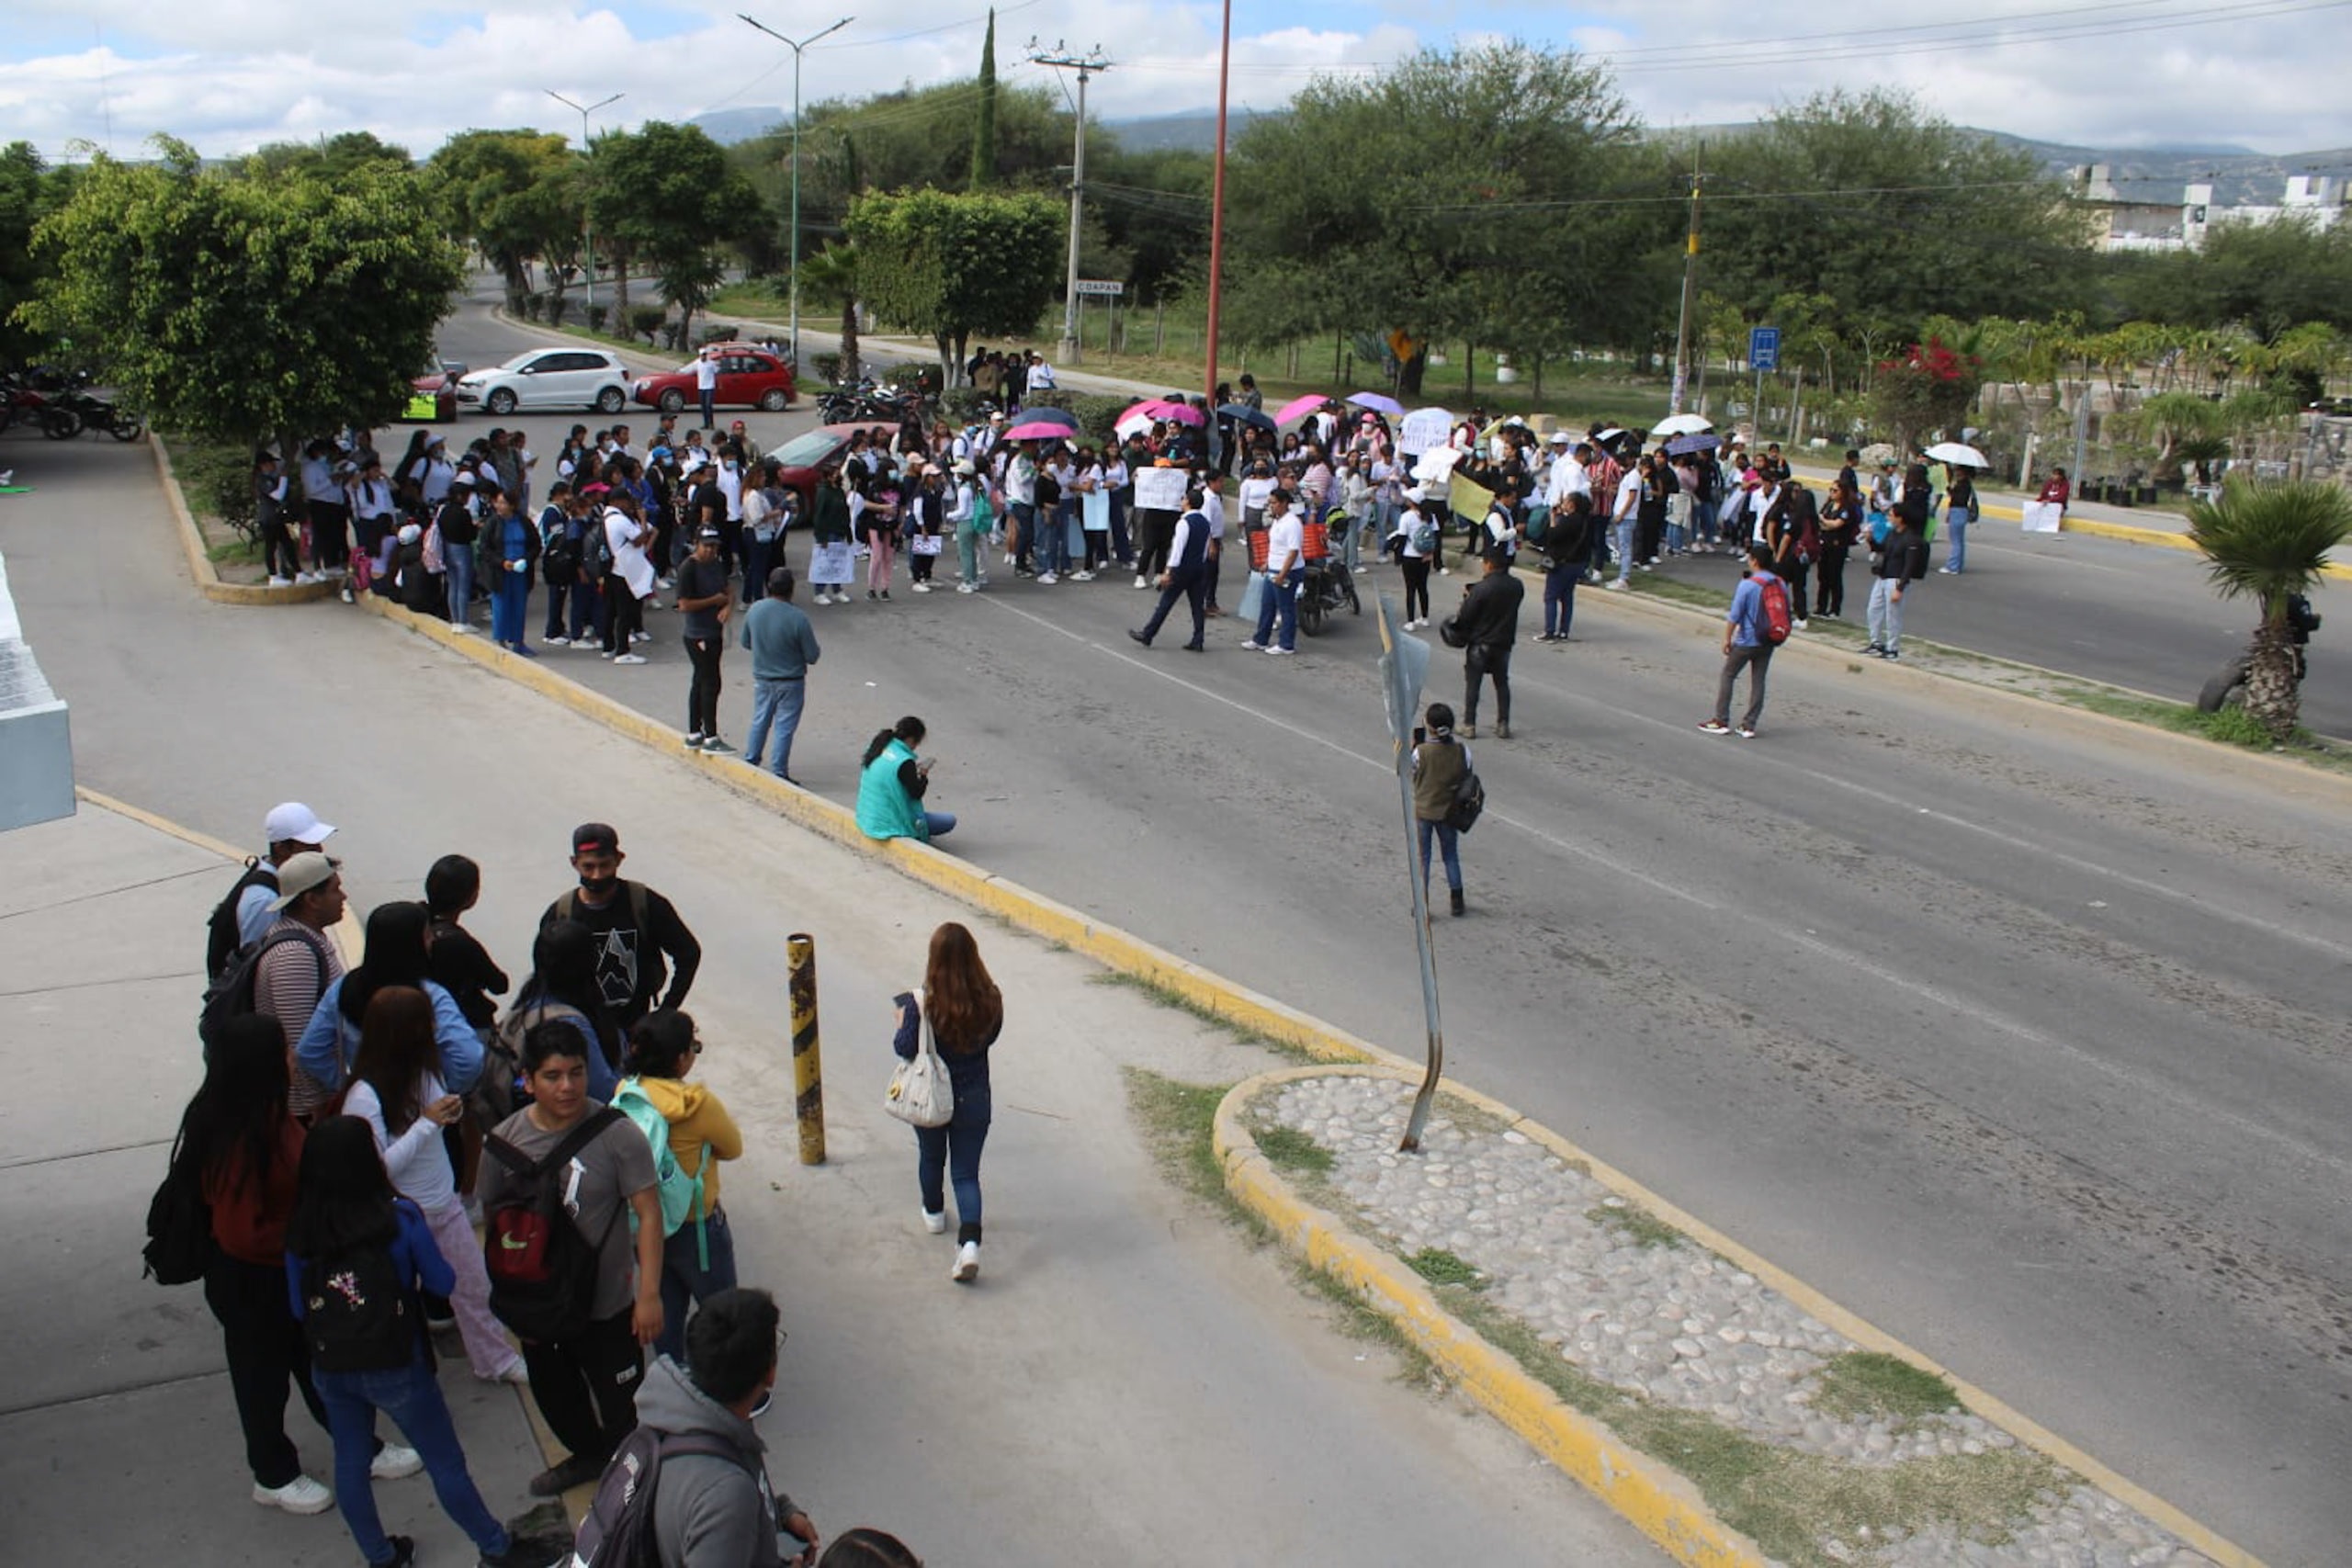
[1273,393,1329,426]
[1004,421,1074,443]
[1117,398,1203,429]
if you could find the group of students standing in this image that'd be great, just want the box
[165,807,989,1567]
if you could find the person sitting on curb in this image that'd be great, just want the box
[856,717,954,843]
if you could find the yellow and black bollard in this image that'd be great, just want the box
[787,932,825,1165]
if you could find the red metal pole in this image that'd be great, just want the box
[1203,0,1231,425]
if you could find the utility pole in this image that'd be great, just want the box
[741,12,855,373]
[1669,145,1705,416]
[1203,0,1232,465]
[1029,40,1110,367]
[546,90,623,320]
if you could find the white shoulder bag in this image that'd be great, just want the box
[884,987,956,1128]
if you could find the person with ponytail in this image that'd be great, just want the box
[619,1009,743,1362]
[855,716,954,843]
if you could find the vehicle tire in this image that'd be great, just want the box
[40,407,81,439]
[486,388,518,416]
[1342,572,1361,615]
[2196,660,2248,714]
[658,388,684,413]
[108,413,146,442]
[759,389,789,412]
[596,387,626,413]
[1298,592,1326,637]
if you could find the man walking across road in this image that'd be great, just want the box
[741,567,822,784]
[542,823,702,1027]
[1128,486,1212,652]
[1700,543,1783,739]
[1452,547,1524,738]
[1867,499,1931,661]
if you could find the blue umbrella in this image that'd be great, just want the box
[1216,402,1276,433]
[1017,406,1080,431]
[1348,390,1406,417]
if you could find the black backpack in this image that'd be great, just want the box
[198,928,330,1060]
[300,1238,426,1374]
[1445,764,1487,834]
[542,509,581,585]
[571,1426,756,1568]
[141,1130,212,1287]
[482,1107,624,1344]
[204,859,277,980]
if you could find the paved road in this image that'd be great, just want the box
[0,436,1660,1565]
[402,297,2352,1563]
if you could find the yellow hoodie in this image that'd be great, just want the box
[633,1076,743,1213]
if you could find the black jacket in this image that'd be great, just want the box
[1453,569,1524,650]
[1872,528,1929,584]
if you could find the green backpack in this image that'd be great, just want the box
[612,1077,710,1267]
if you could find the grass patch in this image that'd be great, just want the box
[1255,1122,1335,1177]
[1812,1352,1962,1425]
[2055,685,2342,761]
[1406,1247,1483,1288]
[1627,574,1733,612]
[1587,1201,1687,1250]
[1087,969,1316,1062]
[1445,1291,2061,1566]
[207,536,263,565]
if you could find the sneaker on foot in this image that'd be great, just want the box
[1265,646,1295,656]
[481,1530,571,1568]
[1698,719,1732,734]
[703,736,733,753]
[1736,725,1758,739]
[1883,648,1902,660]
[449,622,475,635]
[528,1453,605,1497]
[512,643,538,659]
[952,1241,981,1283]
[922,1208,948,1235]
[685,732,706,749]
[613,652,647,665]
[1496,721,1511,739]
[371,1444,424,1482]
[1071,570,1094,581]
[546,635,571,646]
[956,582,976,593]
[253,1474,334,1514]
[1037,572,1057,584]
[1792,618,1809,631]
[266,576,295,588]
[1134,574,1148,588]
[339,587,356,604]
[1241,640,1266,651]
[478,1359,530,1385]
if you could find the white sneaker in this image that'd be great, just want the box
[294,571,321,584]
[253,1473,334,1514]
[449,621,475,634]
[911,582,932,592]
[1071,570,1094,581]
[922,1208,949,1235]
[338,587,355,604]
[370,1444,424,1481]
[613,652,647,665]
[547,635,571,646]
[478,1360,530,1385]
[266,576,294,588]
[1037,571,1058,584]
[1134,575,1148,588]
[1792,618,1809,631]
[952,1241,981,1282]
[956,582,976,593]
[1606,580,1629,592]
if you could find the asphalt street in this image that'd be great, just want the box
[0,434,1659,1566]
[390,296,2352,1563]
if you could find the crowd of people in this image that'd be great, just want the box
[165,803,995,1568]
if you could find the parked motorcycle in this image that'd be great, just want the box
[1295,554,1361,637]
[2,378,84,439]
[54,386,145,442]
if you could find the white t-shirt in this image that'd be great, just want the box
[1201,488,1227,538]
[1612,469,1642,522]
[1546,455,1589,508]
[344,1073,457,1211]
[695,356,719,391]
[1264,511,1305,575]
[1238,476,1276,516]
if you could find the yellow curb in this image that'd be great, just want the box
[1216,1066,1768,1568]
[1217,1064,2265,1568]
[151,434,341,606]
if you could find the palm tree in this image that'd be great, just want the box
[797,243,862,385]
[2187,479,2352,740]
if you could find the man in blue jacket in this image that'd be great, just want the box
[1701,542,1781,738]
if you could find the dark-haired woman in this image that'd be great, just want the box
[287,1116,564,1568]
[294,901,482,1115]
[1816,478,1863,620]
[621,1010,743,1361]
[856,716,953,842]
[343,986,524,1384]
[892,922,1004,1283]
[479,1022,663,1496]
[503,918,627,1102]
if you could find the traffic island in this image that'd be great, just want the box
[1216,1066,2245,1568]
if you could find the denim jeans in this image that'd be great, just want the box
[571,579,606,644]
[1610,520,1636,581]
[1544,566,1578,637]
[1416,817,1462,893]
[654,1207,739,1363]
[743,533,775,604]
[443,541,475,625]
[915,1077,992,1243]
[923,810,956,840]
[1252,565,1303,649]
[1010,502,1036,570]
[1868,578,1905,650]
[1043,504,1072,573]
[744,676,807,779]
[1945,511,1969,572]
[315,1355,512,1565]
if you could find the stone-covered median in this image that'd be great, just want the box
[1218,1067,2237,1568]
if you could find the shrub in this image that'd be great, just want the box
[522,292,546,322]
[169,437,260,543]
[627,306,668,346]
[545,294,570,329]
[940,387,990,423]
[698,322,739,347]
[586,304,608,334]
[811,352,843,386]
[1069,394,1130,446]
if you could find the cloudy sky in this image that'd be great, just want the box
[6,0,2348,164]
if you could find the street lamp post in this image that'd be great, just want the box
[546,90,624,320]
[741,13,854,374]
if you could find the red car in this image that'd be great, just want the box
[771,422,899,509]
[401,359,465,423]
[632,344,797,414]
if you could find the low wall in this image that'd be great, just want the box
[0,551,74,831]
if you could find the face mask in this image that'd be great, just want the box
[578,871,619,899]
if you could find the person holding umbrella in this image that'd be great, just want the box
[1940,465,1980,574]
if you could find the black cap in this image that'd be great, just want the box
[571,822,620,855]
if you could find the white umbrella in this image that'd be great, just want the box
[1925,441,1988,468]
[1650,412,1713,437]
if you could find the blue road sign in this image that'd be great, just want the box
[1749,326,1781,372]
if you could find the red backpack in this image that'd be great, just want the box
[1756,573,1792,646]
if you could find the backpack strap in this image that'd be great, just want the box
[486,1105,623,1181]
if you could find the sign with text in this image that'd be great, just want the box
[1132,466,1189,512]
[1073,279,1125,298]
[1399,407,1453,456]
[1748,326,1781,372]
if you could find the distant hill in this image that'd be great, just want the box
[1102,109,1266,152]
[691,107,787,145]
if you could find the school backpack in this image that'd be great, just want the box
[1409,515,1439,555]
[570,1425,755,1568]
[300,1237,425,1374]
[1523,503,1551,547]
[141,1130,212,1286]
[1756,574,1793,646]
[204,858,277,980]
[482,1107,624,1344]
[541,510,580,585]
[1444,761,1487,834]
[198,929,330,1060]
[582,515,616,581]
[613,1076,710,1268]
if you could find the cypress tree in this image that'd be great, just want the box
[968,9,998,191]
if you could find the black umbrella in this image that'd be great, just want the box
[1216,402,1276,433]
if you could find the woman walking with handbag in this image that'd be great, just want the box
[890,922,1003,1283]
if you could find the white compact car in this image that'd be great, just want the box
[457,348,632,415]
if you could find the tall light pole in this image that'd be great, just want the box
[1030,41,1110,366]
[1204,0,1231,461]
[741,13,854,374]
[1668,143,1704,417]
[547,90,623,320]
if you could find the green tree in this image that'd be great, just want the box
[594,121,763,327]
[2188,479,2352,739]
[0,142,74,363]
[427,130,581,306]
[797,243,862,382]
[970,9,999,191]
[1868,338,1981,453]
[21,138,463,461]
[846,188,1065,374]
[248,131,413,183]
[1698,91,2094,343]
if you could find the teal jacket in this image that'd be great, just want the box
[856,738,929,841]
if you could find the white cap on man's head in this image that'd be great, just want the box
[264,802,336,847]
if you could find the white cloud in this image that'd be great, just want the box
[0,1,2344,161]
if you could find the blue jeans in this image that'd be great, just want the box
[1417,817,1462,893]
[1252,565,1303,649]
[491,562,529,644]
[1544,566,1578,636]
[915,1078,992,1243]
[923,810,956,840]
[698,387,716,427]
[1945,510,1969,571]
[1043,505,1071,573]
[1010,502,1036,570]
[654,1207,739,1363]
[1610,520,1636,581]
[443,541,475,625]
[744,676,807,779]
[316,1355,510,1565]
[743,534,775,605]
